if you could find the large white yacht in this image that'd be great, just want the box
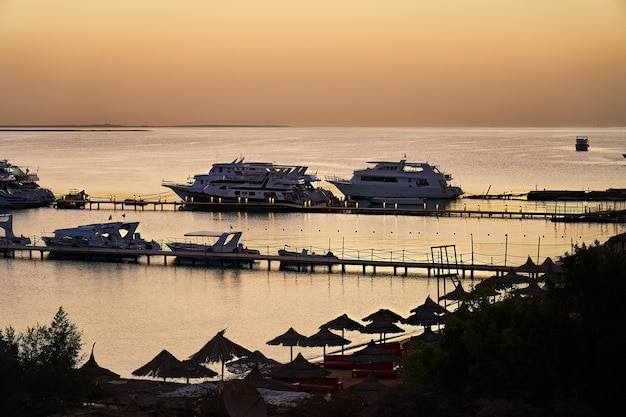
[1,159,55,208]
[162,157,334,206]
[326,159,463,202]
[43,221,161,250]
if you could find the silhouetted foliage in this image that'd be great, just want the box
[0,306,89,417]
[401,243,626,415]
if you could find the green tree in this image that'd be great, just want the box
[401,243,626,414]
[46,306,82,368]
[0,307,87,416]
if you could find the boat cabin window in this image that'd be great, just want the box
[415,179,428,186]
[360,176,398,183]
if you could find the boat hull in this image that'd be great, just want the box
[164,183,332,206]
[329,181,462,200]
[0,189,55,209]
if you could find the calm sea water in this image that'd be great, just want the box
[2,127,625,379]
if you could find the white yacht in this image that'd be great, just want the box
[162,157,334,206]
[166,231,259,254]
[1,159,55,208]
[326,160,463,202]
[43,221,161,250]
[0,214,31,245]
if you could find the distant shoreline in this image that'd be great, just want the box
[0,124,288,132]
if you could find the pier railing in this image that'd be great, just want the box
[2,238,559,279]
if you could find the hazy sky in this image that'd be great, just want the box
[1,1,625,126]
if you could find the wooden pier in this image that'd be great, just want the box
[2,243,515,278]
[58,197,624,222]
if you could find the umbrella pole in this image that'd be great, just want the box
[341,330,345,355]
[221,360,225,382]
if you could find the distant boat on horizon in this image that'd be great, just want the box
[575,136,589,151]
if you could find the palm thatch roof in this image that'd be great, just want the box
[132,349,181,380]
[271,353,331,379]
[189,329,252,381]
[80,343,120,380]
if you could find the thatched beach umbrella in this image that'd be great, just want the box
[226,350,281,375]
[402,327,440,349]
[166,359,218,383]
[344,340,400,373]
[540,257,563,274]
[516,256,544,277]
[244,364,295,391]
[403,309,446,328]
[189,329,252,382]
[320,313,363,355]
[362,308,405,323]
[132,349,181,381]
[410,296,448,315]
[512,280,547,298]
[80,343,120,381]
[360,317,405,343]
[266,327,307,361]
[501,269,535,288]
[271,352,331,380]
[340,372,389,397]
[439,283,468,303]
[300,328,351,366]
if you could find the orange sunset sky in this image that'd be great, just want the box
[1,1,625,127]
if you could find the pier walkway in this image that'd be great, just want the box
[58,197,625,222]
[2,244,510,278]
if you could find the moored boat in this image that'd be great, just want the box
[277,248,339,271]
[166,230,260,266]
[167,231,259,254]
[162,157,334,207]
[43,221,161,250]
[0,214,31,246]
[326,159,463,202]
[575,136,589,151]
[1,159,55,209]
[54,189,89,209]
